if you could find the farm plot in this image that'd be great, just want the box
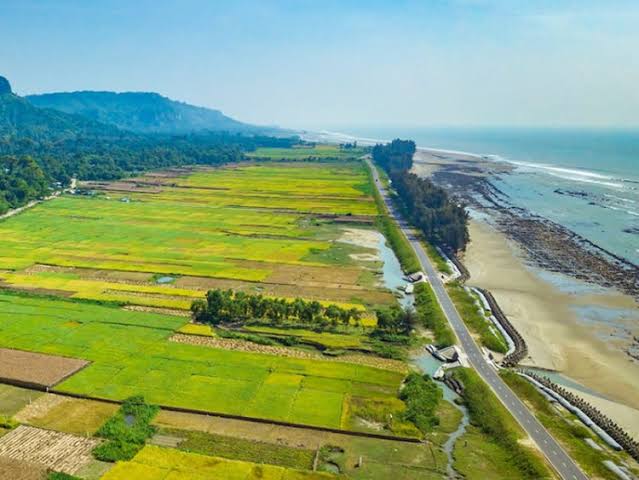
[0,425,100,475]
[0,348,89,388]
[0,161,391,312]
[0,293,406,431]
[15,394,118,436]
[0,457,47,480]
[100,445,335,480]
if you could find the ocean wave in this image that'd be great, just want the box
[604,193,636,204]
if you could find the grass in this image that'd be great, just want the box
[177,323,215,337]
[0,292,406,431]
[446,283,507,353]
[453,425,528,480]
[100,444,334,480]
[414,282,455,347]
[243,325,367,350]
[0,162,386,312]
[452,368,551,479]
[421,241,452,275]
[500,370,639,480]
[161,427,316,470]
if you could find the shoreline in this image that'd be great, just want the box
[406,147,639,439]
[463,219,639,438]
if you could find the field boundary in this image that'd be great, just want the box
[0,381,421,444]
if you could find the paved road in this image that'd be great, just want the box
[367,159,588,480]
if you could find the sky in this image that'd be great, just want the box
[1,0,638,129]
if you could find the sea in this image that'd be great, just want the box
[320,127,639,265]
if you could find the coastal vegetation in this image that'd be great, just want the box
[447,283,508,353]
[500,370,639,479]
[414,283,455,347]
[372,139,469,252]
[452,368,551,479]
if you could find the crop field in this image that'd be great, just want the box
[0,347,89,388]
[247,144,366,159]
[0,425,101,475]
[15,394,118,436]
[101,445,334,480]
[0,293,405,430]
[0,162,396,312]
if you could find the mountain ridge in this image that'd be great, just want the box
[26,90,262,135]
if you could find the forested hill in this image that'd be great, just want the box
[0,75,297,215]
[26,90,263,135]
[1,88,123,141]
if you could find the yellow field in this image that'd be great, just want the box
[100,445,334,479]
[0,162,393,312]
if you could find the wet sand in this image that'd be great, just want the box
[463,220,639,438]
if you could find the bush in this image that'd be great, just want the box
[0,415,18,430]
[93,396,159,462]
[48,473,82,480]
[399,373,442,434]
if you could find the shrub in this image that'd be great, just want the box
[48,473,82,480]
[398,373,441,434]
[93,395,159,462]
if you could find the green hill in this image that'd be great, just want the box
[27,90,260,134]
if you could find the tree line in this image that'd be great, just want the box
[0,156,50,215]
[191,289,362,327]
[372,138,469,252]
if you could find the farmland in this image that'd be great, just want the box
[0,162,393,312]
[101,445,335,480]
[0,292,405,430]
[0,157,458,480]
[247,144,366,160]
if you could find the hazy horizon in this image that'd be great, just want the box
[2,0,638,130]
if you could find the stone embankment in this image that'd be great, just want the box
[475,287,528,367]
[446,250,527,367]
[523,370,639,462]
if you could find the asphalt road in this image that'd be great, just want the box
[367,159,588,480]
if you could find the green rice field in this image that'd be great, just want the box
[0,292,405,430]
[0,162,393,312]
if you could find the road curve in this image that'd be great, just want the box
[367,159,588,480]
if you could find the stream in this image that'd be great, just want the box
[374,228,468,478]
[413,353,470,479]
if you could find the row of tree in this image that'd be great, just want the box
[371,139,416,172]
[390,170,469,251]
[372,139,469,252]
[191,289,361,326]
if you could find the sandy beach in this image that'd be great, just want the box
[463,220,639,438]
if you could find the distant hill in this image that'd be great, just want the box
[26,91,262,135]
[1,86,124,143]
